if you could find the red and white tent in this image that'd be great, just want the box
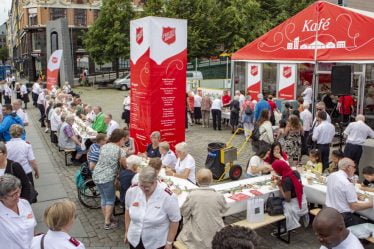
[232,1,374,63]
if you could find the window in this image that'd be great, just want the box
[50,8,66,21]
[93,10,100,21]
[32,31,46,51]
[28,8,38,26]
[74,9,86,26]
[51,32,59,52]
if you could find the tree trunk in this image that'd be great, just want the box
[114,58,119,79]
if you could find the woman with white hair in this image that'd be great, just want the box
[165,142,196,184]
[159,142,177,169]
[119,155,142,205]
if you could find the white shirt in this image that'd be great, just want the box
[326,170,358,213]
[20,85,27,95]
[4,85,12,96]
[259,121,274,144]
[86,111,96,123]
[32,83,41,94]
[125,184,181,249]
[6,138,36,174]
[247,155,264,177]
[50,111,62,132]
[344,120,374,145]
[37,92,45,105]
[32,230,85,249]
[320,231,364,249]
[194,95,202,108]
[300,109,313,132]
[312,120,335,144]
[211,99,223,110]
[0,199,36,249]
[239,94,245,106]
[123,96,131,110]
[175,154,196,184]
[16,109,29,125]
[313,113,331,124]
[302,86,313,105]
[106,120,119,137]
[161,150,177,169]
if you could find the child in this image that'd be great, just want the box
[361,166,374,192]
[324,150,343,174]
[276,119,287,147]
[305,149,323,174]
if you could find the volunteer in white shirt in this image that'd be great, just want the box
[104,114,119,137]
[343,115,374,171]
[32,82,41,107]
[211,96,223,130]
[165,142,196,184]
[4,83,12,104]
[20,83,29,109]
[125,167,181,249]
[312,111,335,171]
[313,102,332,124]
[159,142,177,169]
[300,103,313,155]
[326,158,373,227]
[193,93,202,125]
[301,81,313,105]
[37,89,47,128]
[0,174,36,249]
[32,200,85,249]
[314,207,364,249]
[12,100,29,126]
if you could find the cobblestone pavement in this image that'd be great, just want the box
[29,86,374,249]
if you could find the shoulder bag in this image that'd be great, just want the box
[265,192,284,216]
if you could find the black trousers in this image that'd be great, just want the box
[27,172,34,187]
[344,143,363,174]
[317,144,330,171]
[301,130,310,155]
[4,96,11,104]
[38,104,46,127]
[211,109,221,130]
[130,240,164,249]
[32,93,38,106]
[341,212,361,227]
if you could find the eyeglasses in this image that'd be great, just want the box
[6,188,21,199]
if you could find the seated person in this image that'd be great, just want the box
[132,158,163,186]
[58,114,85,165]
[305,149,323,174]
[272,160,309,232]
[212,225,260,249]
[140,131,161,158]
[159,142,177,169]
[246,146,271,178]
[165,142,196,184]
[91,106,107,133]
[324,150,343,175]
[360,166,374,192]
[177,169,228,249]
[123,129,135,156]
[264,142,288,165]
[119,155,142,204]
[87,133,107,170]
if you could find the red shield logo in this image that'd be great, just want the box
[251,66,258,76]
[52,57,58,64]
[162,27,176,45]
[136,27,143,45]
[283,66,292,78]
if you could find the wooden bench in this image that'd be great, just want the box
[232,213,290,243]
[60,148,75,166]
[173,240,188,249]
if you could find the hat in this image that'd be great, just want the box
[257,93,263,99]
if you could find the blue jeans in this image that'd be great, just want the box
[96,181,115,206]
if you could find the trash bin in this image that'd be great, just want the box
[205,142,225,180]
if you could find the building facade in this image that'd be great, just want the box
[325,0,374,12]
[0,23,6,49]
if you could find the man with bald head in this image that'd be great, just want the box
[313,207,364,249]
[326,157,373,227]
[177,169,228,249]
[343,114,374,172]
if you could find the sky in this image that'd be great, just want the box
[0,0,12,26]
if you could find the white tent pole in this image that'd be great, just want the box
[312,4,321,117]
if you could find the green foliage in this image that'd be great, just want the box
[0,47,8,64]
[142,0,166,17]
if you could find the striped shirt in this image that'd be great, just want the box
[88,143,101,163]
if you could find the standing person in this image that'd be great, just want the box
[343,114,374,171]
[20,82,29,109]
[32,81,41,107]
[284,115,303,166]
[267,95,277,125]
[12,100,29,126]
[91,106,107,133]
[221,90,231,126]
[282,102,292,121]
[338,95,355,124]
[4,83,12,104]
[187,91,195,126]
[241,96,254,139]
[300,103,313,155]
[258,109,274,146]
[0,104,25,142]
[125,167,181,249]
[11,75,16,89]
[229,96,240,134]
[314,102,332,123]
[254,93,270,121]
[37,89,47,128]
[193,91,202,125]
[326,158,373,227]
[211,96,222,131]
[104,114,119,137]
[122,93,131,128]
[0,174,36,249]
[201,93,212,128]
[92,129,127,229]
[15,83,21,100]
[177,169,228,249]
[312,111,335,171]
[301,81,313,106]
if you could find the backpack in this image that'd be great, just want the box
[251,125,261,141]
[244,104,253,115]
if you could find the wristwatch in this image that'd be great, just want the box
[166,241,173,245]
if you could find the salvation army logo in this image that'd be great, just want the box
[283,66,292,78]
[136,27,143,45]
[251,66,258,76]
[52,57,58,64]
[162,27,176,45]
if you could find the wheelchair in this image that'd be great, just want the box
[77,162,101,209]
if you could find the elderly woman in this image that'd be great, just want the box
[87,133,107,170]
[58,114,85,165]
[92,128,127,230]
[165,142,196,184]
[142,131,161,158]
[6,124,39,186]
[125,167,181,249]
[159,142,177,169]
[50,104,63,144]
[31,200,85,249]
[123,129,135,156]
[119,155,142,205]
[0,174,36,249]
[178,169,228,249]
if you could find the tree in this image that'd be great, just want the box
[83,0,134,77]
[0,47,8,64]
[142,0,166,17]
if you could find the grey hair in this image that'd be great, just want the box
[234,95,240,101]
[0,174,21,198]
[139,167,158,184]
[303,103,310,109]
[338,157,354,170]
[356,114,365,122]
[175,142,188,154]
[126,155,143,170]
[150,131,161,139]
[159,142,170,151]
[66,114,75,123]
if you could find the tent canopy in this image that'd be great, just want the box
[232,1,374,63]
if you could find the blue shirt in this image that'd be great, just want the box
[0,113,25,142]
[254,100,270,121]
[119,169,136,204]
[87,143,100,163]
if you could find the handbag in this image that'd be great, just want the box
[265,192,284,216]
[10,162,38,203]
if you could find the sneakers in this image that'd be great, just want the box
[104,222,118,230]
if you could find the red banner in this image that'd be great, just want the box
[247,63,262,101]
[130,17,187,153]
[46,50,63,90]
[278,64,296,100]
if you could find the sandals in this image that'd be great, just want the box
[104,222,118,230]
